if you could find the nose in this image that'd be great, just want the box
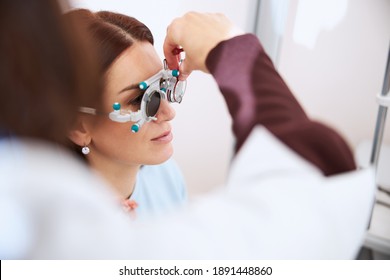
[155,99,176,122]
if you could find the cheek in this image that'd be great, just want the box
[90,120,172,165]
[92,120,132,148]
[95,119,131,139]
[92,120,150,159]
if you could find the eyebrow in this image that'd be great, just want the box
[118,83,140,94]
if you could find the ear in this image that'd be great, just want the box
[68,118,92,147]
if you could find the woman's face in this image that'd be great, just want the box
[87,42,176,167]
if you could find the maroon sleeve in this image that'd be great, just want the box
[206,34,356,176]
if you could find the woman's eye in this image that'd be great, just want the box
[126,92,144,107]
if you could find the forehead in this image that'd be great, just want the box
[104,42,162,93]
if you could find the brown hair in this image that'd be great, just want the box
[65,9,154,74]
[0,0,102,144]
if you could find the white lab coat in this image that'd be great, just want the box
[0,126,375,259]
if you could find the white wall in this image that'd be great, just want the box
[69,0,259,195]
[276,0,390,152]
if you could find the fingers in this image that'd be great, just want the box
[163,12,244,77]
[163,43,190,80]
[163,17,183,71]
[163,33,190,80]
[178,60,191,81]
[163,37,180,71]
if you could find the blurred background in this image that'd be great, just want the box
[69,0,390,196]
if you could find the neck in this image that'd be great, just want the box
[88,156,140,200]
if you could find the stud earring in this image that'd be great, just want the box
[81,145,90,155]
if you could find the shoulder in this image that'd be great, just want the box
[1,138,118,204]
[0,138,128,258]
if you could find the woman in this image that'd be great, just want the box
[65,9,187,218]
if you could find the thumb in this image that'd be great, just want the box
[178,60,192,81]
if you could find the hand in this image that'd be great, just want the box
[163,12,243,80]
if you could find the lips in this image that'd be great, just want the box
[151,130,173,142]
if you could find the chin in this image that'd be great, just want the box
[146,147,174,165]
